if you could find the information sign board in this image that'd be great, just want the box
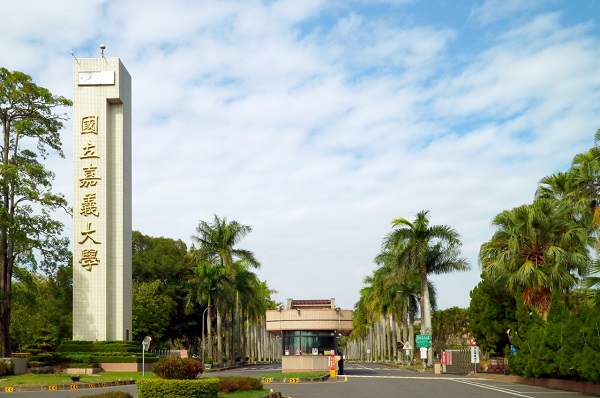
[416,334,432,348]
[470,346,480,363]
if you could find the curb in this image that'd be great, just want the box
[261,375,329,384]
[0,380,136,393]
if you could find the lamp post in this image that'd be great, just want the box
[142,336,151,377]
[335,307,341,336]
[201,306,210,368]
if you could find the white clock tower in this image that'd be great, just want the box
[72,56,132,341]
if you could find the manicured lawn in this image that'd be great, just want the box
[260,371,327,379]
[0,372,282,397]
[218,389,272,398]
[0,371,157,387]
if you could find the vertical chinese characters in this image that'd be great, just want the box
[78,115,101,271]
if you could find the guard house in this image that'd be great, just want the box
[266,298,353,373]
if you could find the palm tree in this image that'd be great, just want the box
[192,215,260,274]
[372,251,422,360]
[383,210,469,365]
[184,257,229,361]
[191,215,260,364]
[479,198,591,319]
[583,259,600,308]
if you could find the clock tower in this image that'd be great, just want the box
[72,57,132,341]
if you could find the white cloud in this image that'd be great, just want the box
[1,0,599,311]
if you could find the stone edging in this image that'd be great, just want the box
[0,379,136,393]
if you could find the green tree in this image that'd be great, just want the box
[431,306,469,352]
[383,210,469,364]
[131,231,195,346]
[191,215,261,365]
[583,259,600,307]
[184,257,229,360]
[479,198,590,319]
[0,68,71,356]
[192,215,260,274]
[468,277,516,355]
[132,280,176,342]
[132,231,190,285]
[10,259,72,354]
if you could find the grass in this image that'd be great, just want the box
[0,371,157,387]
[218,389,272,398]
[259,371,327,379]
[0,372,279,398]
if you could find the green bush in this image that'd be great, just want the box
[0,359,10,376]
[137,378,219,398]
[153,357,203,379]
[58,341,140,353]
[218,376,263,392]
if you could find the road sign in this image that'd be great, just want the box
[403,342,412,350]
[416,334,432,348]
[470,346,480,363]
[469,336,477,346]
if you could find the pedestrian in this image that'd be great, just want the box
[338,351,344,375]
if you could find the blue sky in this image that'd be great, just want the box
[1,0,600,311]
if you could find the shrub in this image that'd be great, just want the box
[137,378,219,398]
[0,359,10,376]
[153,357,203,380]
[218,376,262,392]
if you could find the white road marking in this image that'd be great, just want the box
[453,379,538,397]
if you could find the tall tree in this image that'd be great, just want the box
[10,263,72,353]
[383,210,469,365]
[192,215,260,274]
[131,231,193,346]
[185,257,229,360]
[0,68,71,356]
[468,277,517,355]
[191,215,260,364]
[132,280,176,342]
[479,198,591,318]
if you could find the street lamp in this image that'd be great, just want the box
[141,336,151,377]
[202,306,210,368]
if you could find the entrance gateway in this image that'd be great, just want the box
[265,298,353,373]
[72,56,132,341]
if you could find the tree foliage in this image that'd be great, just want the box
[468,278,516,355]
[132,280,176,342]
[0,67,72,356]
[469,130,600,383]
[10,263,72,353]
[131,231,196,346]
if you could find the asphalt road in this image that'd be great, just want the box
[4,363,599,397]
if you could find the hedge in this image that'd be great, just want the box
[58,341,140,353]
[137,378,219,398]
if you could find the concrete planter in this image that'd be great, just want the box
[10,358,28,375]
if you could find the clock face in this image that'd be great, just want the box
[78,72,102,85]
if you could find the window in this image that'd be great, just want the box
[283,331,336,355]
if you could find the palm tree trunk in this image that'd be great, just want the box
[207,305,213,361]
[216,307,223,365]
